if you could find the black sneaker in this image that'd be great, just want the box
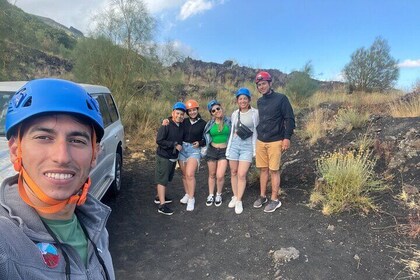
[154,196,173,204]
[158,204,174,216]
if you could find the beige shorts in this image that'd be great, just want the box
[255,139,283,171]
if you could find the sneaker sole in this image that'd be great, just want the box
[154,200,173,204]
[263,202,282,213]
[206,202,213,207]
[158,209,174,215]
[214,202,222,207]
[253,199,268,208]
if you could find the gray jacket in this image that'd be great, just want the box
[0,174,115,280]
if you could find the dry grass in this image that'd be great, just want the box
[389,94,420,117]
[310,145,386,215]
[395,245,420,279]
[296,108,332,145]
[396,187,420,239]
[307,91,349,108]
[335,107,370,132]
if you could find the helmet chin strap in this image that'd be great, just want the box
[14,126,97,214]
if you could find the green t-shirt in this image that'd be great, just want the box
[41,215,88,266]
[209,122,230,144]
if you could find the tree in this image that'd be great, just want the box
[92,0,155,54]
[343,37,399,92]
[285,61,319,105]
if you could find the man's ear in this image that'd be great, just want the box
[90,144,100,168]
[8,136,18,164]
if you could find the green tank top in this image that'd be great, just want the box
[41,215,88,266]
[210,122,230,144]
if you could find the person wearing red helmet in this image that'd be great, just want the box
[254,71,296,213]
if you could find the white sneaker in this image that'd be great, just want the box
[186,197,195,211]
[235,201,243,214]
[215,193,222,207]
[228,196,237,208]
[180,194,189,204]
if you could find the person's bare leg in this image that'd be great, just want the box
[270,170,280,200]
[259,167,269,197]
[216,159,228,194]
[229,160,239,197]
[185,158,198,198]
[237,161,251,201]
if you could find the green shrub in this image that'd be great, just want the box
[310,145,386,215]
[335,107,369,132]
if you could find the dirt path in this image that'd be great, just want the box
[104,150,407,280]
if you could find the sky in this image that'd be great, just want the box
[11,0,420,91]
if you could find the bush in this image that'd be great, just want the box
[310,145,386,215]
[335,107,369,132]
[285,62,318,105]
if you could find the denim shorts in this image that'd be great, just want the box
[226,135,253,162]
[179,142,201,162]
[205,145,227,161]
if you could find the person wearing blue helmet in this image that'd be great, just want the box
[0,78,115,279]
[226,88,259,214]
[159,99,207,212]
[155,101,186,215]
[202,99,231,207]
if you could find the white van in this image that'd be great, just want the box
[0,81,125,199]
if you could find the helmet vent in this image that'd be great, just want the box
[86,100,93,110]
[22,97,32,107]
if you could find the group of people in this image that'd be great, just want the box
[154,71,296,216]
[0,70,295,278]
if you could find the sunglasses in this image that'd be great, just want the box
[211,107,221,113]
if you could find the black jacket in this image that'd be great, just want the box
[256,90,295,142]
[156,117,185,159]
[183,118,207,146]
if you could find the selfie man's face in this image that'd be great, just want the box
[9,114,95,201]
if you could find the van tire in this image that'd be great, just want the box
[110,152,122,196]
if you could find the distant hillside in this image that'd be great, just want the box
[168,57,342,93]
[0,0,75,80]
[35,15,84,38]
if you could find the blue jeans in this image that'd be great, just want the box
[226,135,253,162]
[179,142,201,162]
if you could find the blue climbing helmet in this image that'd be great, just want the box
[172,101,186,112]
[207,99,220,112]
[5,78,104,142]
[235,88,251,99]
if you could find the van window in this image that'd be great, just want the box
[95,94,112,127]
[105,94,119,122]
